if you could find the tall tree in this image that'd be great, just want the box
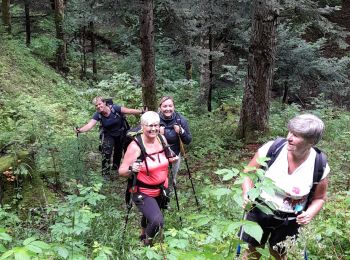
[161,0,250,111]
[24,0,31,46]
[1,0,11,33]
[140,0,156,111]
[89,21,97,79]
[236,0,279,142]
[54,0,67,71]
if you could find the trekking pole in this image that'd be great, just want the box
[169,164,182,225]
[236,211,247,258]
[75,126,80,160]
[178,135,200,210]
[121,159,141,243]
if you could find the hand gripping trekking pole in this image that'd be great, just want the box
[121,159,141,243]
[178,135,200,210]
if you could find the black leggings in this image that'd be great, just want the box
[132,193,164,238]
[100,134,124,175]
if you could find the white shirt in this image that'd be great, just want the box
[258,141,330,213]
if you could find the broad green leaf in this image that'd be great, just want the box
[94,254,108,260]
[56,246,69,259]
[211,188,231,200]
[223,172,235,181]
[0,233,11,242]
[14,251,31,260]
[247,188,260,201]
[0,249,15,260]
[215,169,232,176]
[168,238,189,249]
[242,220,263,243]
[25,244,42,254]
[23,237,37,246]
[31,241,50,250]
[145,247,162,259]
[0,244,6,253]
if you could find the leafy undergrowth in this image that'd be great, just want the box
[0,34,349,260]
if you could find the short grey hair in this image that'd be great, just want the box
[141,111,160,125]
[287,114,325,145]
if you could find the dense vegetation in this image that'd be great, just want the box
[1,0,349,259]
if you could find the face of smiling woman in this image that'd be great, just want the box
[95,100,106,113]
[142,122,160,138]
[286,132,313,155]
[160,99,174,118]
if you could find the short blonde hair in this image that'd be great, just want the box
[141,111,160,125]
[92,96,105,105]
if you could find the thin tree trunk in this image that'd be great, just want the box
[208,26,213,112]
[282,81,288,104]
[236,0,279,142]
[140,0,156,111]
[54,0,67,71]
[2,0,11,33]
[24,0,31,46]
[90,21,97,79]
[80,26,87,79]
[184,38,192,80]
[199,37,210,112]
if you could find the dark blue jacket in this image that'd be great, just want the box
[159,112,192,155]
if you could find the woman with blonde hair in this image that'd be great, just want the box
[76,96,142,178]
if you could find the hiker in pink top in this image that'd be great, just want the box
[119,111,178,246]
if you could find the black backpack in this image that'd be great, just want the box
[125,133,172,209]
[266,137,327,209]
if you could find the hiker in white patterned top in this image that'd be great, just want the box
[241,114,330,260]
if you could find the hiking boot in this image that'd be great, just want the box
[142,238,152,247]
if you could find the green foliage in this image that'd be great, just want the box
[48,184,106,258]
[276,25,350,103]
[30,36,57,62]
[0,237,51,260]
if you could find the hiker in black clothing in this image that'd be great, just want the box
[76,96,142,177]
[241,114,330,260]
[158,96,192,186]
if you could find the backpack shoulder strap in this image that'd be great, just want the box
[266,137,287,168]
[157,134,167,150]
[313,147,327,184]
[304,147,327,209]
[133,134,152,175]
[174,112,182,127]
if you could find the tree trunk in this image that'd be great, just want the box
[208,27,213,112]
[80,26,87,79]
[54,0,67,71]
[282,81,288,104]
[2,0,11,33]
[140,0,157,111]
[198,42,210,112]
[90,21,97,80]
[24,0,31,46]
[236,0,279,142]
[184,38,192,80]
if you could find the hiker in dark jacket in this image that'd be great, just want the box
[158,96,192,186]
[241,114,330,260]
[76,96,142,178]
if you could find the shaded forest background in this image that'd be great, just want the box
[0,0,349,259]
